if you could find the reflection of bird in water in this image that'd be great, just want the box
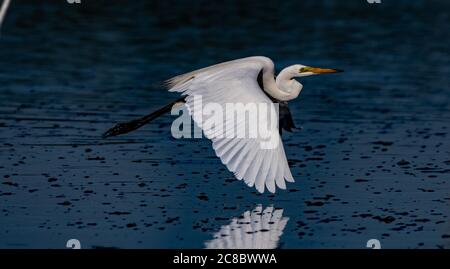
[104,56,342,193]
[204,205,289,249]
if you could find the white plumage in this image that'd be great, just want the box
[104,56,341,193]
[166,57,294,193]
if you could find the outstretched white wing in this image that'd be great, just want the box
[166,56,294,193]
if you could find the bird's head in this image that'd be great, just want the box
[275,64,343,101]
[293,64,343,77]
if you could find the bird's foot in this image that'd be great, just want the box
[102,118,144,139]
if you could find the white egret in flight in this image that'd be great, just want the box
[103,56,342,193]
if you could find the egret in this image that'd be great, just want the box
[103,56,342,193]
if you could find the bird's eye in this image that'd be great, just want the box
[299,67,307,73]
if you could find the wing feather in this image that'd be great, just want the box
[255,149,272,193]
[167,56,294,193]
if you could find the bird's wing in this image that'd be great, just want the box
[166,56,294,193]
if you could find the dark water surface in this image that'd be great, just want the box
[0,0,449,248]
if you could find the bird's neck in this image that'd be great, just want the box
[263,68,302,101]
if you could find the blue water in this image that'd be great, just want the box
[0,0,449,248]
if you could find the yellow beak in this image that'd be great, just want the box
[300,66,343,74]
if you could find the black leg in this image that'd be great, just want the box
[102,97,185,139]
